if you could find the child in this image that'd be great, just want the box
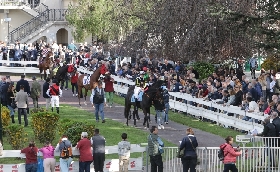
[118,133,131,172]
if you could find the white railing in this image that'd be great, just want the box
[110,75,264,133]
[0,144,146,172]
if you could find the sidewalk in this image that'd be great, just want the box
[10,76,226,147]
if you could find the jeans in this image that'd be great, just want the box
[18,108,28,126]
[7,105,15,116]
[94,103,104,121]
[105,92,114,106]
[25,163,38,172]
[79,161,92,172]
[9,58,14,67]
[223,163,238,172]
[164,103,169,122]
[150,155,163,172]
[182,156,197,172]
[156,110,165,125]
[60,157,72,172]
[71,82,78,94]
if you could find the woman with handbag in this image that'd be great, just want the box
[179,128,198,172]
[7,83,16,123]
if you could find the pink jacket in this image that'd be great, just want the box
[220,143,241,163]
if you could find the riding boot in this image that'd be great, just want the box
[51,107,53,112]
[56,107,59,114]
[11,115,15,123]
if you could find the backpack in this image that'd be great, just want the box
[218,144,229,161]
[60,141,73,159]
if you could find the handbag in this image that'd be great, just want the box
[176,146,185,158]
[11,99,17,109]
[187,136,200,165]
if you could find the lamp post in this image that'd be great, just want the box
[4,18,11,45]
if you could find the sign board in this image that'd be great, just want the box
[0,158,143,172]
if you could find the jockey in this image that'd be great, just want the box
[134,71,146,101]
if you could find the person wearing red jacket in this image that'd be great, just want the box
[71,71,79,97]
[220,136,242,172]
[46,79,62,114]
[104,72,114,108]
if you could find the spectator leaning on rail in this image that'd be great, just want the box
[91,129,106,172]
[76,132,93,172]
[220,136,242,172]
[179,128,198,172]
[39,141,56,172]
[55,135,73,172]
[21,141,38,172]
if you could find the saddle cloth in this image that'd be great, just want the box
[131,91,144,102]
[83,75,91,85]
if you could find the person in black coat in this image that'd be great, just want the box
[1,81,9,106]
[232,85,243,106]
[16,75,30,95]
[179,128,198,172]
[43,78,51,110]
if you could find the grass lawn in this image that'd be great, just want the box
[113,95,242,142]
[0,105,176,164]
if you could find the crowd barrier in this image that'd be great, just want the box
[1,141,280,172]
[110,75,264,133]
[0,144,146,172]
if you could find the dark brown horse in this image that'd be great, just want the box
[77,64,107,106]
[39,52,54,80]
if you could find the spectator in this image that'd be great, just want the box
[153,92,165,130]
[179,128,198,172]
[39,141,56,172]
[271,112,280,137]
[226,89,236,106]
[55,135,73,172]
[43,78,51,110]
[161,59,173,72]
[71,71,78,97]
[16,75,31,95]
[15,85,29,127]
[76,132,93,172]
[21,141,38,172]
[91,129,106,172]
[90,81,106,123]
[118,133,131,172]
[104,72,114,108]
[30,76,41,108]
[220,136,242,172]
[232,85,243,106]
[189,66,199,79]
[148,126,164,172]
[0,76,7,106]
[248,83,258,102]
[266,73,272,101]
[162,87,170,124]
[258,72,267,99]
[7,83,16,123]
[258,97,269,113]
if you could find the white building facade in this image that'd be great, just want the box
[0,0,81,45]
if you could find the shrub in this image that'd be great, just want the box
[6,124,27,150]
[30,107,47,114]
[192,62,215,81]
[31,111,60,143]
[59,120,95,146]
[1,105,11,130]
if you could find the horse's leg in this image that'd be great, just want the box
[133,105,137,127]
[78,85,81,106]
[136,102,140,120]
[84,89,87,105]
[146,108,150,129]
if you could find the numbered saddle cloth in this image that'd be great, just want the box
[131,91,144,102]
[83,75,91,85]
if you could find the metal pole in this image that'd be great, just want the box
[7,21,9,45]
[0,98,3,145]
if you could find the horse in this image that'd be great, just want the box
[39,51,54,80]
[54,64,76,88]
[77,64,107,106]
[124,80,165,129]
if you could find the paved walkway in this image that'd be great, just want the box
[9,76,227,147]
